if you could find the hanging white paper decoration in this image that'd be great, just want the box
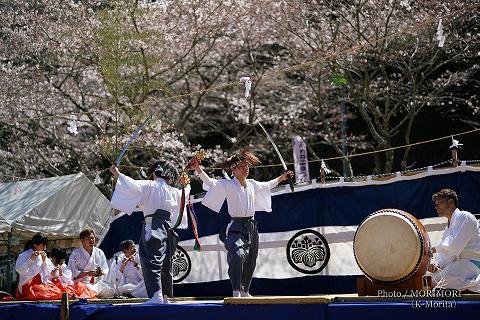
[67,115,78,135]
[240,76,252,98]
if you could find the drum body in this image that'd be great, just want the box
[353,209,430,284]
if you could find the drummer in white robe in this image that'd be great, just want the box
[68,228,115,298]
[430,188,480,292]
[110,240,147,298]
[188,150,293,298]
[110,160,189,304]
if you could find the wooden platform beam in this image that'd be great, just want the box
[224,296,332,305]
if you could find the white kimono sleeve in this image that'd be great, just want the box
[16,251,44,293]
[67,250,82,279]
[198,171,227,213]
[251,178,279,213]
[198,170,215,191]
[169,184,191,229]
[48,264,74,284]
[105,257,121,285]
[97,249,110,276]
[436,213,477,268]
[16,252,42,278]
[60,265,74,284]
[40,258,55,283]
[111,173,150,214]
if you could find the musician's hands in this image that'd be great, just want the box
[120,256,138,272]
[94,266,103,277]
[119,258,130,273]
[110,165,120,177]
[278,171,294,182]
[39,251,47,262]
[30,251,39,260]
[30,250,46,261]
[75,270,96,280]
[51,266,63,277]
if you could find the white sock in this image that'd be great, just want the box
[144,290,164,304]
[163,294,170,304]
[232,290,241,298]
[240,290,251,297]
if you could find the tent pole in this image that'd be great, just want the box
[6,231,12,294]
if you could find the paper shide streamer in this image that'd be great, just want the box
[240,77,252,98]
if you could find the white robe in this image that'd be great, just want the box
[15,249,55,294]
[110,174,189,229]
[432,208,480,291]
[67,246,114,298]
[198,171,279,216]
[48,263,74,284]
[109,253,147,298]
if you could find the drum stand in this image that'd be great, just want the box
[357,275,432,296]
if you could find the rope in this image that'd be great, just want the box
[430,260,447,291]
[108,126,478,173]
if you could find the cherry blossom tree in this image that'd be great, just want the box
[1,0,478,187]
[264,0,479,174]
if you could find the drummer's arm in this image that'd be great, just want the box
[428,247,439,272]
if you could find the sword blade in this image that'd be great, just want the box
[115,114,153,165]
[258,122,294,192]
[258,122,288,171]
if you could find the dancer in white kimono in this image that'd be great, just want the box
[109,240,147,298]
[68,228,115,298]
[110,160,189,304]
[188,150,293,298]
[430,188,480,292]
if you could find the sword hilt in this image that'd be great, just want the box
[287,175,295,192]
[104,167,114,185]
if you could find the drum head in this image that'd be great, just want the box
[354,211,421,282]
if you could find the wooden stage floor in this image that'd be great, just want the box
[1,294,479,320]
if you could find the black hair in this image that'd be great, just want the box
[28,233,48,250]
[79,228,95,240]
[119,240,135,252]
[146,160,179,186]
[50,248,67,264]
[432,188,459,207]
[222,150,261,172]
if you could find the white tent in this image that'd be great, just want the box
[0,172,112,292]
[0,172,111,237]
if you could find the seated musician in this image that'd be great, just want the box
[49,248,96,299]
[15,233,61,300]
[67,228,115,298]
[429,189,480,292]
[110,240,147,298]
